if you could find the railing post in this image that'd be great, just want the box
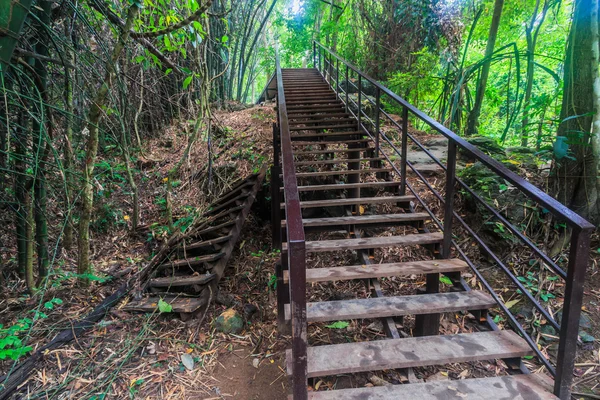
[442,141,456,258]
[271,122,281,251]
[357,74,362,129]
[312,41,316,69]
[399,106,408,196]
[554,228,592,399]
[375,86,380,157]
[289,240,308,400]
[345,65,349,113]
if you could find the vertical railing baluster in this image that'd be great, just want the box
[442,141,456,258]
[399,106,408,196]
[375,86,380,157]
[554,229,592,399]
[313,41,316,69]
[358,75,362,129]
[345,65,349,113]
[336,59,340,99]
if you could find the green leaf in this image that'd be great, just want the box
[183,75,193,89]
[158,298,173,313]
[44,302,54,310]
[325,321,349,329]
[221,34,229,43]
[439,275,453,285]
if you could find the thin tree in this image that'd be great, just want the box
[466,0,505,136]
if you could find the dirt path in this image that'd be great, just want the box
[211,347,287,400]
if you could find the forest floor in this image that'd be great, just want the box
[0,103,599,399]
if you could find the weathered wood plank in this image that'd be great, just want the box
[283,259,467,283]
[284,291,496,322]
[286,330,533,378]
[149,273,215,288]
[280,195,414,209]
[303,375,557,400]
[158,252,225,270]
[291,138,372,146]
[290,131,363,138]
[286,168,392,178]
[183,235,232,251]
[282,232,443,253]
[293,148,374,155]
[283,181,399,192]
[290,124,357,131]
[195,220,235,236]
[282,213,429,228]
[294,157,384,166]
[123,296,206,313]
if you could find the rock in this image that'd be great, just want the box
[215,291,236,307]
[252,358,260,369]
[460,136,505,161]
[506,146,535,155]
[243,303,258,320]
[215,308,244,334]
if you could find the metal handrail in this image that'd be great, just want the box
[314,40,593,400]
[275,50,308,400]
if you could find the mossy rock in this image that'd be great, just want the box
[460,136,506,162]
[215,308,244,334]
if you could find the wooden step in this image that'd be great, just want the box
[290,117,356,124]
[291,138,372,146]
[283,259,468,284]
[286,99,344,105]
[283,213,429,228]
[205,192,250,216]
[158,252,225,270]
[303,375,557,400]
[290,131,364,139]
[284,291,496,322]
[123,296,206,313]
[282,232,442,253]
[286,330,533,378]
[294,148,374,156]
[195,220,234,236]
[183,235,232,251]
[289,181,400,192]
[289,112,351,119]
[281,195,414,209]
[149,273,215,288]
[294,157,384,166]
[287,106,345,113]
[290,124,357,131]
[290,168,392,178]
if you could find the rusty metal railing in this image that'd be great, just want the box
[314,40,594,400]
[271,50,308,399]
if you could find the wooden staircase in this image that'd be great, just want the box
[273,68,558,399]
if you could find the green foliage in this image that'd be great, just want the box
[0,319,34,361]
[325,321,349,329]
[158,298,173,313]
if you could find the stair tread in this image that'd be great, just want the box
[284,290,495,322]
[149,273,215,287]
[293,148,375,155]
[290,124,357,131]
[286,330,533,378]
[290,131,363,138]
[294,157,384,165]
[183,235,232,251]
[280,195,414,209]
[123,295,205,313]
[282,212,430,227]
[286,181,399,192]
[158,252,225,269]
[282,258,468,283]
[291,168,393,178]
[303,374,557,400]
[282,232,443,252]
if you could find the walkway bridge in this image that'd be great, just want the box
[264,41,594,400]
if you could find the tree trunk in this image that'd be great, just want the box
[0,0,34,66]
[466,0,504,136]
[552,0,600,225]
[77,5,139,280]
